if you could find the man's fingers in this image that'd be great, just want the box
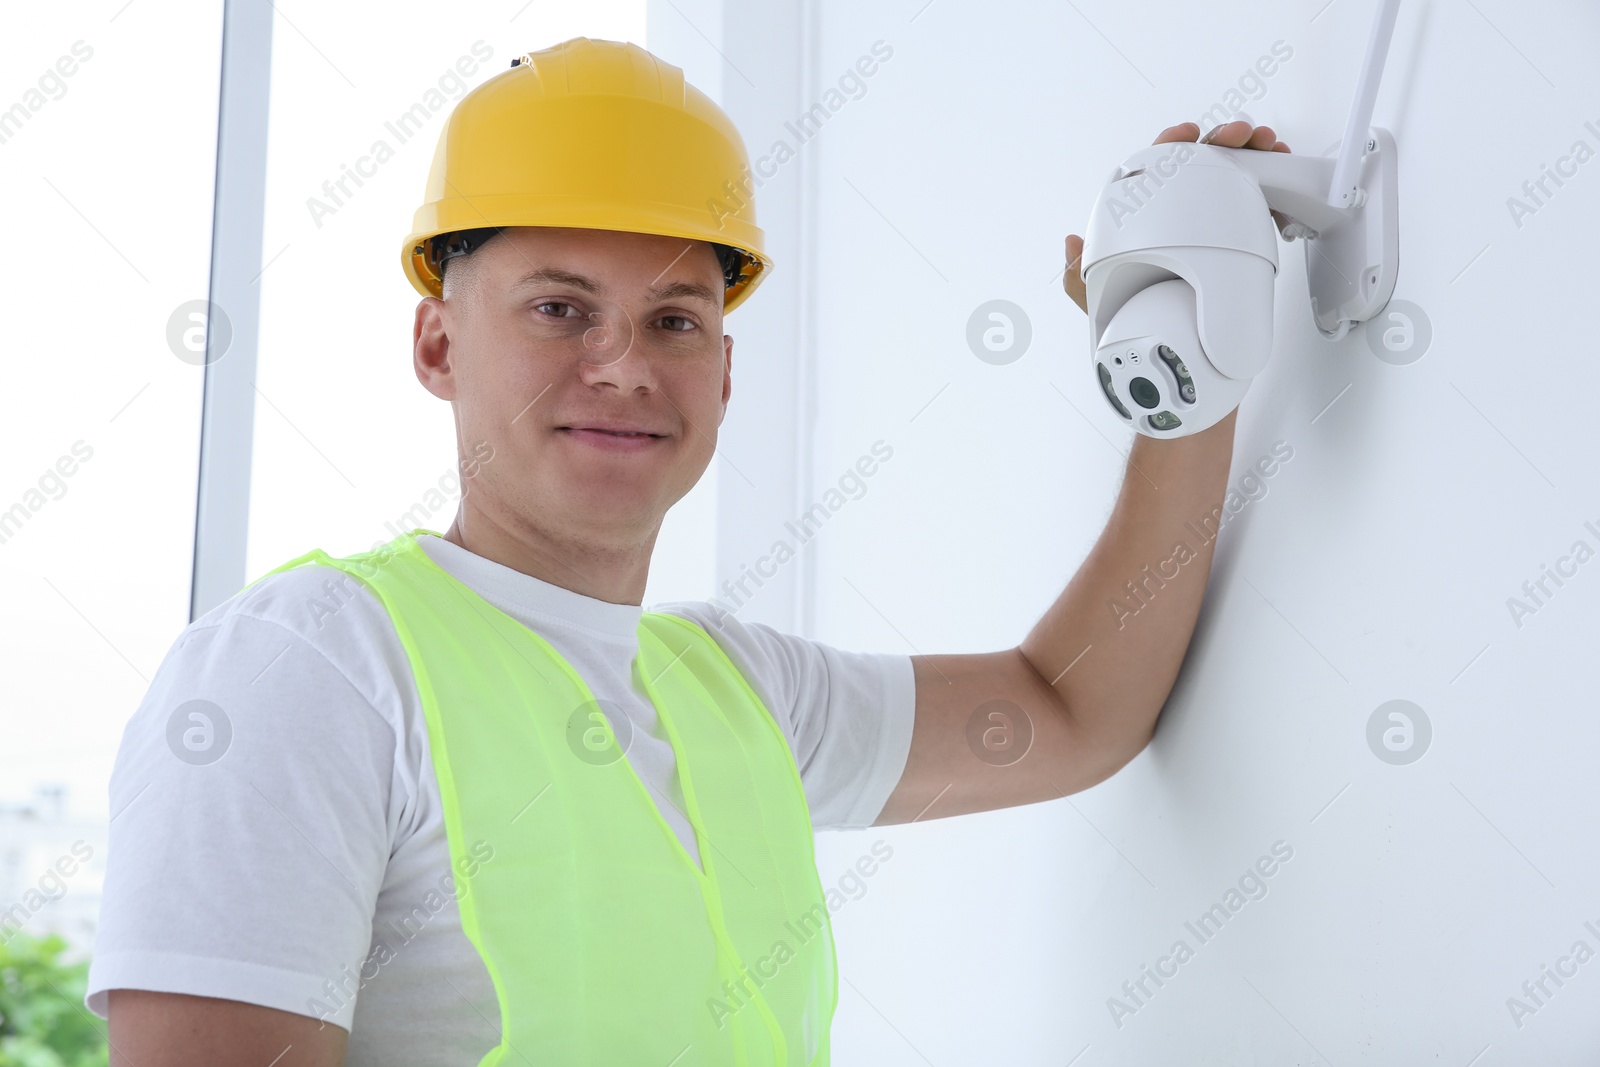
[1245,125,1279,151]
[1154,120,1262,148]
[1063,234,1087,310]
[1202,120,1257,147]
[1151,119,1290,153]
[1152,121,1201,145]
[1064,234,1084,284]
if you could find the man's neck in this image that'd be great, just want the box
[441,508,655,606]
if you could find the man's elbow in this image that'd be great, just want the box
[1068,707,1157,790]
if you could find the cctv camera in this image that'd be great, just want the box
[1080,127,1398,439]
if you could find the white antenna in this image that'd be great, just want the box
[1327,0,1402,209]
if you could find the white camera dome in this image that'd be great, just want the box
[1094,278,1252,438]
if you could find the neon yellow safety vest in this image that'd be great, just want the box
[252,528,839,1065]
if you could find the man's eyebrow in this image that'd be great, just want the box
[511,266,603,295]
[648,279,720,307]
[510,267,720,308]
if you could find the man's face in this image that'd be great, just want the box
[415,226,732,545]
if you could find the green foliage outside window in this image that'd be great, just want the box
[0,931,108,1067]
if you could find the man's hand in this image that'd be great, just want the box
[1062,119,1292,314]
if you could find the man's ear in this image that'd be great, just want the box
[720,333,733,422]
[414,297,457,400]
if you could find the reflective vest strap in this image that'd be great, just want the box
[639,614,839,1064]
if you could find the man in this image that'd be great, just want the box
[89,36,1287,1067]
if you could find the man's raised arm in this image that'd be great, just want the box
[873,119,1285,825]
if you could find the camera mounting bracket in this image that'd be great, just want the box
[1226,127,1400,340]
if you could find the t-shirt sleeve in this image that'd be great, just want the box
[650,601,915,831]
[85,608,400,1031]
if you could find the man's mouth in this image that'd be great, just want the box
[558,425,668,450]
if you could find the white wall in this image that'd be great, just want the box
[675,0,1600,1061]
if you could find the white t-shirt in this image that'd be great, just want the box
[86,533,915,1064]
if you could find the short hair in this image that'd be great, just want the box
[433,227,751,293]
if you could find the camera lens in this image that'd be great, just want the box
[1129,376,1160,409]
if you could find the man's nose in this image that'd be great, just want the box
[573,306,653,386]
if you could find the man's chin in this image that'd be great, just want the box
[555,477,664,524]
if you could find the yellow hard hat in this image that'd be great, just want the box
[401,37,771,315]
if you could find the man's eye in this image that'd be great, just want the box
[534,301,580,318]
[660,315,696,332]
